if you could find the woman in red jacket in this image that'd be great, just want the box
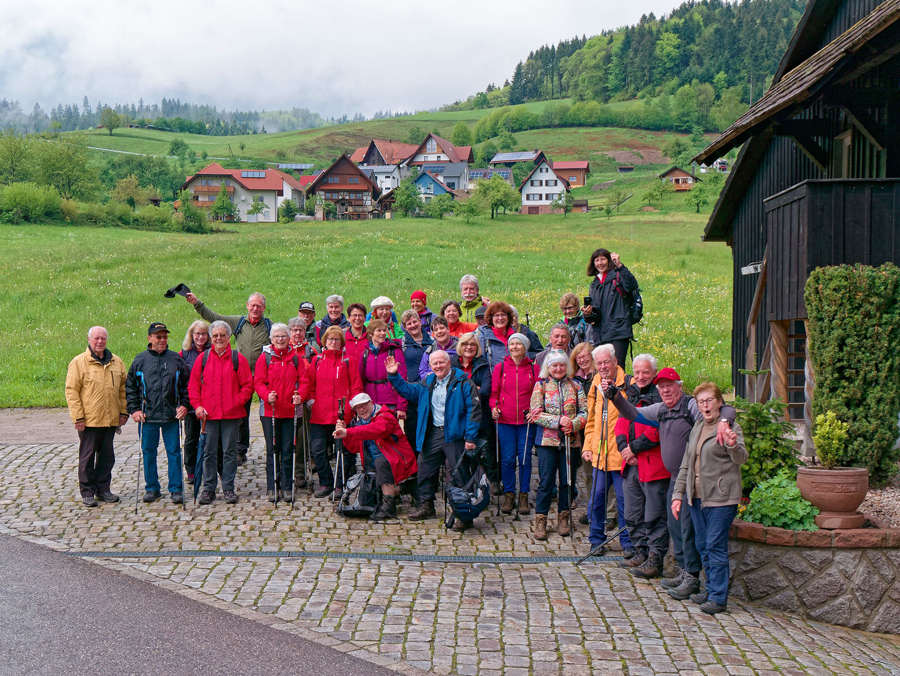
[489,333,539,515]
[359,319,408,419]
[441,300,477,338]
[255,323,307,503]
[303,325,363,498]
[344,303,369,366]
[188,320,253,505]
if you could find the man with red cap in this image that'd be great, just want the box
[410,290,435,331]
[605,366,736,601]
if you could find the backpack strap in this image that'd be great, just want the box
[199,349,235,384]
[231,350,239,372]
[234,316,247,336]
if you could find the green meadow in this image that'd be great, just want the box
[0,211,731,408]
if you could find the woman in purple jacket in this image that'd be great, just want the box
[359,319,408,420]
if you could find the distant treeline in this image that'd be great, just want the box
[445,0,804,116]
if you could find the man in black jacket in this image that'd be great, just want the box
[126,323,190,504]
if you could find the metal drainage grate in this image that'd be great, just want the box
[69,550,623,565]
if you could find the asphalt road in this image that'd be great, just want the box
[0,534,395,676]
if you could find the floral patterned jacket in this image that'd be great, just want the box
[529,377,588,448]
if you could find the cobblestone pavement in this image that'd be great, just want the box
[3,440,900,675]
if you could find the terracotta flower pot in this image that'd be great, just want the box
[796,466,869,529]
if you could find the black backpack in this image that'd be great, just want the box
[337,471,379,518]
[234,316,272,336]
[658,395,695,428]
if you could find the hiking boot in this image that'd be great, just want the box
[557,511,571,537]
[186,473,195,485]
[198,490,214,505]
[500,492,515,514]
[237,452,247,466]
[96,491,119,503]
[667,573,701,600]
[296,478,308,489]
[267,490,276,502]
[490,481,503,497]
[518,493,531,515]
[452,519,473,532]
[619,552,647,569]
[590,545,607,557]
[631,552,663,579]
[700,600,727,615]
[143,490,161,503]
[408,500,436,521]
[534,514,548,540]
[313,485,333,498]
[622,546,637,560]
[660,568,685,589]
[373,496,397,522]
[83,495,98,507]
[171,492,183,505]
[276,489,286,502]
[224,490,238,504]
[690,591,709,605]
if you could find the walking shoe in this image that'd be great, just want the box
[296,478,308,489]
[518,493,531,515]
[667,573,701,600]
[578,512,589,525]
[452,519,473,532]
[618,552,647,569]
[313,485,333,498]
[142,490,161,503]
[490,482,503,497]
[408,500,436,521]
[186,473,195,484]
[224,490,238,504]
[534,514,548,540]
[96,491,119,503]
[83,496,98,507]
[267,490,276,502]
[690,591,709,605]
[631,552,663,579]
[276,489,286,502]
[660,569,686,589]
[622,547,637,560]
[171,492,183,505]
[700,600,727,615]
[198,490,214,505]
[557,511,571,537]
[373,496,397,522]
[237,452,247,466]
[333,487,343,500]
[589,545,607,557]
[500,492,515,514]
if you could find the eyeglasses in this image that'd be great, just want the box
[561,306,577,311]
[696,398,718,405]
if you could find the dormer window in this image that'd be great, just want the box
[426,139,437,153]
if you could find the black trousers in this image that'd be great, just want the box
[309,423,356,490]
[404,402,419,453]
[237,399,252,455]
[260,417,295,491]
[183,413,200,473]
[373,455,395,487]
[416,426,466,503]
[78,426,116,498]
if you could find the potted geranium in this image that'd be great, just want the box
[797,411,868,529]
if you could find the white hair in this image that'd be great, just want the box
[288,316,307,331]
[248,292,266,306]
[209,320,232,338]
[325,294,344,307]
[591,343,617,363]
[269,322,289,339]
[87,326,108,340]
[632,353,658,371]
[540,350,574,379]
[459,274,479,291]
[429,349,451,364]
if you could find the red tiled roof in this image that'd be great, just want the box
[349,147,367,163]
[350,139,419,165]
[410,134,471,164]
[552,161,590,170]
[297,175,316,187]
[184,163,301,192]
[307,154,381,196]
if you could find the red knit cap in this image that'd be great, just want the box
[411,290,427,302]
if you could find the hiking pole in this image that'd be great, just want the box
[516,408,530,523]
[135,372,146,516]
[292,392,299,508]
[333,398,345,508]
[565,432,574,537]
[273,409,280,508]
[576,524,626,564]
[494,420,501,516]
[176,371,185,512]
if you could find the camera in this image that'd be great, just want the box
[604,382,620,399]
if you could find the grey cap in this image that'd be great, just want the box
[508,332,530,351]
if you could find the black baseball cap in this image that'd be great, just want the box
[298,302,315,312]
[148,322,170,334]
[475,306,487,318]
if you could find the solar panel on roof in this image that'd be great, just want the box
[497,170,511,178]
[428,165,446,173]
[491,151,537,162]
[278,163,314,170]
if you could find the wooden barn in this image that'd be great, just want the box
[659,166,700,191]
[695,0,900,440]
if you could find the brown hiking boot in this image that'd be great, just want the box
[500,492,515,514]
[408,499,436,521]
[631,552,663,579]
[619,552,647,569]
[534,514,548,540]
[518,493,530,515]
[557,510,571,537]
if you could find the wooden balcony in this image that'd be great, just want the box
[192,185,234,194]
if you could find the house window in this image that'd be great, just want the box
[327,176,339,184]
[446,181,456,189]
[426,139,437,153]
[530,180,542,187]
[526,193,541,201]
[569,175,577,182]
[255,195,265,203]
[546,180,557,187]
[263,211,270,219]
[546,193,558,201]
[348,177,359,184]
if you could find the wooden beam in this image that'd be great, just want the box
[770,320,790,418]
[823,86,889,108]
[789,133,829,171]
[757,338,772,404]
[840,103,887,151]
[774,119,832,138]
[746,255,768,338]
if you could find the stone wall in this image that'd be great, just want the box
[728,520,900,634]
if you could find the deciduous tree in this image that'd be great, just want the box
[99,107,122,136]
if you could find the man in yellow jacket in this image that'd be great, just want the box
[582,343,632,555]
[65,326,128,507]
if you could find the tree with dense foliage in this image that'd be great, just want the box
[392,177,421,217]
[474,174,520,219]
[551,191,574,218]
[168,138,190,160]
[684,184,709,213]
[455,197,485,223]
[424,193,455,220]
[404,126,426,146]
[211,185,238,221]
[176,189,209,234]
[110,175,155,207]
[450,122,473,147]
[278,200,299,222]
[0,128,33,184]
[99,107,122,136]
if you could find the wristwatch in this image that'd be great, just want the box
[719,418,732,426]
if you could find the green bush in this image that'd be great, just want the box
[734,396,798,493]
[0,182,62,221]
[812,411,850,469]
[743,470,819,531]
[131,205,177,232]
[806,264,900,485]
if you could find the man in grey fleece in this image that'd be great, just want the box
[185,290,271,464]
[605,367,736,600]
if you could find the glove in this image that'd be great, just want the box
[605,382,619,400]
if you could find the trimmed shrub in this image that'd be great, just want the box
[743,470,819,531]
[806,264,900,485]
[735,396,798,492]
[0,182,62,221]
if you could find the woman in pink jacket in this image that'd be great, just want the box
[489,333,539,515]
[358,319,408,419]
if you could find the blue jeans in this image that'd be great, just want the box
[498,423,533,494]
[689,500,738,605]
[588,467,631,549]
[668,478,702,574]
[536,445,577,514]
[141,420,183,494]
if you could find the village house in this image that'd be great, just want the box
[305,155,381,220]
[551,160,591,188]
[350,139,419,167]
[519,159,570,214]
[490,150,547,167]
[413,171,466,202]
[407,133,473,190]
[359,165,404,193]
[659,166,700,191]
[467,167,515,190]
[180,163,305,222]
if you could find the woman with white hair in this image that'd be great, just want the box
[368,296,404,340]
[314,294,351,346]
[529,351,587,540]
[179,320,209,484]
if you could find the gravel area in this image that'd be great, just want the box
[861,475,900,526]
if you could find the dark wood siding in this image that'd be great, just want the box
[822,0,887,44]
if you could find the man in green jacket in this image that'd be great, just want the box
[185,291,271,463]
[458,274,489,324]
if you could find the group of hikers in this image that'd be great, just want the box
[65,246,748,615]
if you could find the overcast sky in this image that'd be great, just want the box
[2,0,684,118]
